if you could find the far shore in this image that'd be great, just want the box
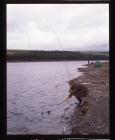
[7,60,109,63]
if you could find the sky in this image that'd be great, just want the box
[7,4,109,51]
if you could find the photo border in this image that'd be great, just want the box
[0,0,111,140]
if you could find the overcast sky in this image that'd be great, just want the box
[7,4,109,51]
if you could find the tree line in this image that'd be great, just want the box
[7,50,109,62]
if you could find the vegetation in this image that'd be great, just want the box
[7,50,109,62]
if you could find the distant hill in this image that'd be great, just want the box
[7,50,109,62]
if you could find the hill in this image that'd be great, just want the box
[7,50,109,62]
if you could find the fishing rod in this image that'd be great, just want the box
[47,26,72,105]
[49,27,71,81]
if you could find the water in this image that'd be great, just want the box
[7,61,88,134]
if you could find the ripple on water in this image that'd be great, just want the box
[7,61,88,134]
[8,126,30,134]
[9,111,23,117]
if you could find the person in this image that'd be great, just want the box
[63,80,88,106]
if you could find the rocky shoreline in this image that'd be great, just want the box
[70,62,109,135]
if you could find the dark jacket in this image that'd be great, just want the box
[69,83,88,98]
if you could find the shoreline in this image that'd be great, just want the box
[7,60,109,63]
[6,60,90,63]
[70,62,109,135]
[6,59,109,63]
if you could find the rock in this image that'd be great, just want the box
[47,110,51,114]
[64,117,69,119]
[64,107,70,111]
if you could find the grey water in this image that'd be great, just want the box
[7,61,88,134]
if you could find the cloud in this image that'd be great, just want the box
[7,4,109,51]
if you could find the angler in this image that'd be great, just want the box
[62,80,88,106]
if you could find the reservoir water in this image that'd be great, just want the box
[7,61,88,134]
